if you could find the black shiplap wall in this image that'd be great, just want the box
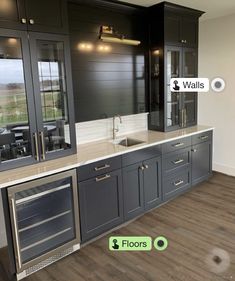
[68,1,147,122]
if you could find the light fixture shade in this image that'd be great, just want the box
[100,35,141,46]
[99,26,141,46]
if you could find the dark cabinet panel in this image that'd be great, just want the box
[164,13,199,48]
[79,170,123,242]
[164,13,181,45]
[143,157,161,210]
[181,17,198,48]
[192,141,212,186]
[0,0,26,30]
[25,0,68,33]
[0,0,68,33]
[123,162,144,220]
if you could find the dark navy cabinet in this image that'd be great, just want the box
[122,162,145,221]
[0,0,68,33]
[78,158,123,242]
[143,156,162,211]
[122,147,162,220]
[148,2,204,132]
[192,131,213,185]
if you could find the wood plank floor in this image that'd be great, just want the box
[2,172,235,281]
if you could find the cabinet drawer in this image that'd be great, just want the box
[162,148,191,173]
[77,156,121,182]
[122,145,162,167]
[162,137,191,154]
[163,168,191,201]
[192,131,212,145]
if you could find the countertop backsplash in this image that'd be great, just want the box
[75,113,149,144]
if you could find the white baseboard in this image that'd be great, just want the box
[213,162,235,177]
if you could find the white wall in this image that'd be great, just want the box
[199,14,235,176]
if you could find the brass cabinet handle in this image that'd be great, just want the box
[94,164,110,171]
[39,131,46,160]
[174,180,184,186]
[21,18,27,24]
[200,135,208,140]
[10,198,22,270]
[33,132,39,161]
[29,19,35,25]
[172,159,184,165]
[173,142,184,148]
[96,174,111,182]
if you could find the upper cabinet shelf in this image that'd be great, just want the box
[0,0,68,34]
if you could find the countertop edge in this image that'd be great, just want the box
[0,127,214,189]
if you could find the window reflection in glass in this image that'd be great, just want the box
[0,37,31,163]
[36,40,71,153]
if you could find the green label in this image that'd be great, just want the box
[109,236,152,251]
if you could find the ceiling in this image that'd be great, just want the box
[117,0,235,21]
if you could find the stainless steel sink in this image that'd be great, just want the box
[116,137,144,147]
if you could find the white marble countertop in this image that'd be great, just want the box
[0,125,214,189]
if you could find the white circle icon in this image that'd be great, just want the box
[211,78,225,92]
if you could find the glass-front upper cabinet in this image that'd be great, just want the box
[0,29,38,170]
[29,33,76,161]
[0,29,76,171]
[165,46,181,130]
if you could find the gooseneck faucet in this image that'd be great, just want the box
[113,115,122,140]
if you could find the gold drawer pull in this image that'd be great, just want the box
[94,164,110,171]
[96,174,111,182]
[173,142,184,148]
[172,159,184,164]
[174,180,184,186]
[200,135,208,140]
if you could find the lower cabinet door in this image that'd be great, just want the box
[79,170,123,242]
[192,141,212,185]
[143,157,162,210]
[123,162,144,221]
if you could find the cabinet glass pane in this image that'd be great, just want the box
[167,102,179,127]
[0,37,32,163]
[183,50,197,78]
[166,49,180,128]
[150,50,160,127]
[36,40,71,154]
[167,50,180,84]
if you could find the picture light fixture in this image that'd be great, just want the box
[99,25,141,46]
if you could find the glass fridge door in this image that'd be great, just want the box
[29,33,76,161]
[7,170,80,276]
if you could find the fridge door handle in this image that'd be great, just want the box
[10,198,22,270]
